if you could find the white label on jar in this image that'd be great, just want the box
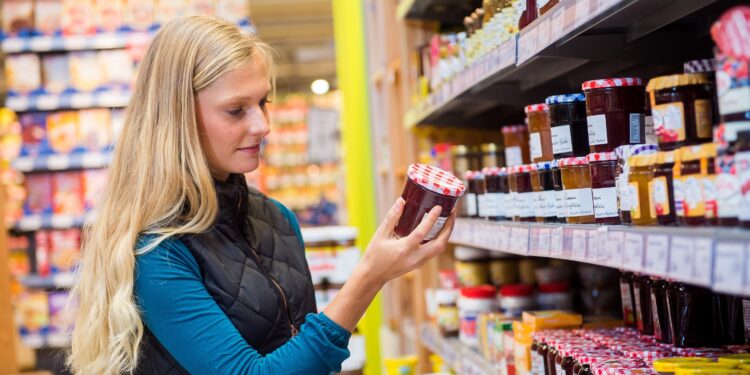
[645,115,657,144]
[704,177,718,218]
[618,171,633,211]
[620,279,634,325]
[555,190,567,218]
[480,192,506,218]
[530,132,543,159]
[718,173,741,218]
[592,187,619,218]
[465,193,477,216]
[536,190,557,218]
[629,113,642,144]
[587,114,608,146]
[673,178,685,217]
[505,146,523,167]
[518,192,535,218]
[551,124,573,155]
[653,102,686,143]
[718,70,750,115]
[424,214,449,241]
[565,188,594,217]
[532,351,545,375]
[737,152,750,221]
[532,191,543,218]
[459,313,479,347]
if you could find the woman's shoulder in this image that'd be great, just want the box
[135,234,198,272]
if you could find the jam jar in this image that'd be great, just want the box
[559,157,595,224]
[552,160,567,223]
[716,151,740,227]
[516,164,536,222]
[615,145,659,225]
[583,77,646,152]
[666,283,717,348]
[526,103,554,162]
[646,73,714,150]
[676,145,706,226]
[452,145,472,179]
[508,166,519,221]
[684,59,720,126]
[503,125,531,167]
[650,278,673,344]
[534,161,558,223]
[586,152,620,224]
[737,130,750,229]
[480,167,508,221]
[703,143,719,226]
[394,164,465,242]
[547,93,590,158]
[620,271,637,327]
[464,171,480,218]
[481,143,502,169]
[633,274,654,335]
[518,0,538,30]
[628,154,657,226]
[652,151,678,225]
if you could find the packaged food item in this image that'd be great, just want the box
[98,49,134,87]
[559,157,595,224]
[5,54,41,94]
[15,292,50,337]
[48,291,77,337]
[77,109,112,151]
[653,357,713,375]
[537,282,573,311]
[587,152,620,224]
[711,6,750,130]
[628,154,657,226]
[481,143,501,169]
[52,171,84,215]
[552,159,567,222]
[633,275,654,335]
[110,109,126,141]
[508,166,519,221]
[95,0,124,32]
[716,151,740,227]
[46,111,79,154]
[62,0,95,35]
[652,151,678,225]
[436,288,459,336]
[8,235,31,277]
[521,310,583,330]
[69,51,105,91]
[647,73,715,150]
[394,164,464,242]
[458,285,497,348]
[667,283,717,348]
[514,320,534,374]
[499,284,534,317]
[82,168,108,209]
[533,161,557,222]
[650,278,672,344]
[719,354,750,366]
[452,145,472,180]
[684,59,721,126]
[190,0,214,16]
[526,103,554,162]
[126,0,155,31]
[24,173,53,215]
[35,230,52,276]
[515,164,536,222]
[42,54,71,94]
[480,167,508,221]
[616,144,659,224]
[703,143,719,225]
[50,229,80,274]
[737,130,750,228]
[158,0,188,24]
[455,246,490,287]
[215,0,250,24]
[489,253,517,287]
[2,0,33,35]
[583,78,646,152]
[19,113,49,157]
[438,269,459,289]
[676,145,706,226]
[35,0,63,35]
[502,125,531,167]
[547,93,590,158]
[464,171,481,218]
[674,363,739,375]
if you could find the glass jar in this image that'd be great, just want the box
[435,288,460,336]
[503,125,531,167]
[537,340,551,375]
[620,272,637,327]
[546,93,590,158]
[684,59,721,126]
[646,73,714,150]
[534,161,558,223]
[552,160,567,223]
[652,151,678,225]
[547,346,559,375]
[737,130,750,229]
[508,166,519,221]
[538,0,559,15]
[526,103,554,162]
[667,283,717,348]
[464,171,480,218]
[633,274,654,335]
[516,164,536,222]
[458,286,497,348]
[615,145,659,225]
[645,94,657,144]
[394,164,465,242]
[499,284,534,317]
[583,77,646,153]
[559,157,595,224]
[452,145,472,180]
[537,282,573,310]
[650,278,672,344]
[714,53,750,126]
[489,253,518,287]
[455,246,490,287]
[703,143,719,226]
[480,167,508,221]
[628,154,657,226]
[676,145,706,226]
[518,0,538,30]
[716,152,740,227]
[586,152,620,224]
[481,143,501,169]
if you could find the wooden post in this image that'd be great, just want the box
[0,182,19,373]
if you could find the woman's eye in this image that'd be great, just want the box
[260,98,272,109]
[227,108,244,116]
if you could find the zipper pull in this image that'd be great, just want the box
[290,324,299,337]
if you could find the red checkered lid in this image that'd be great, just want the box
[586,152,618,163]
[559,156,589,166]
[502,124,527,134]
[516,164,532,173]
[525,103,549,114]
[594,368,657,375]
[582,77,644,90]
[408,164,466,197]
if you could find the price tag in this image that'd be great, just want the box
[80,153,106,168]
[97,91,130,107]
[500,37,516,68]
[538,228,551,256]
[586,229,599,262]
[713,242,746,294]
[575,0,591,27]
[94,33,123,49]
[62,35,88,50]
[669,236,694,281]
[7,96,30,112]
[571,229,587,260]
[551,227,564,256]
[12,157,34,172]
[17,216,43,231]
[510,227,530,254]
[517,27,539,64]
[551,9,565,43]
[645,234,670,274]
[36,95,60,110]
[2,38,24,53]
[605,231,624,267]
[71,93,95,108]
[595,227,608,262]
[529,227,541,255]
[30,36,54,51]
[47,155,71,170]
[496,225,508,251]
[537,17,552,49]
[623,232,644,271]
[51,214,75,229]
[693,238,714,286]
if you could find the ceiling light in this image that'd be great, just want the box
[311,79,330,95]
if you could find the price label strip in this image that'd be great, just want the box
[645,234,670,274]
[713,241,746,294]
[693,238,714,287]
[669,236,694,281]
[538,227,551,256]
[623,232,645,271]
[551,226,564,256]
[571,229,588,260]
[606,231,624,267]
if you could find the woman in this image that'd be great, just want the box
[67,15,454,375]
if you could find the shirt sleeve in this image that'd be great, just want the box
[134,237,351,374]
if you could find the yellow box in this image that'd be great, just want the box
[582,316,625,329]
[522,310,583,330]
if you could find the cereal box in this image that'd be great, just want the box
[19,113,49,157]
[69,51,104,91]
[35,0,63,35]
[24,173,53,215]
[42,54,71,94]
[95,0,124,32]
[126,0,155,31]
[15,292,50,336]
[215,0,250,24]
[61,0,95,35]
[98,49,134,87]
[48,291,77,337]
[52,171,84,215]
[2,0,33,35]
[35,230,52,276]
[77,109,112,151]
[5,54,41,94]
[49,229,80,274]
[190,0,214,16]
[158,0,188,25]
[82,168,108,209]
[46,111,78,154]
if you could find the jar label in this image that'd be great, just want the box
[530,132,543,159]
[653,102,686,144]
[479,192,506,218]
[633,285,644,331]
[679,175,705,217]
[630,182,641,219]
[737,152,750,221]
[673,178,685,217]
[424,213,449,241]
[459,314,478,345]
[505,146,524,167]
[645,115,657,144]
[651,292,662,341]
[618,172,634,211]
[694,99,713,139]
[629,113,643,144]
[592,187,618,218]
[551,125,573,155]
[555,190,568,218]
[649,176,670,218]
[518,192,535,218]
[437,305,459,332]
[703,175,718,220]
[717,70,750,115]
[535,190,557,218]
[620,279,635,326]
[564,188,594,217]
[465,193,478,217]
[717,172,741,218]
[532,351,545,375]
[587,114,608,146]
[456,261,489,286]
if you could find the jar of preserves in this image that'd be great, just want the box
[481,143,502,169]
[480,167,508,221]
[546,93,590,158]
[684,59,720,126]
[703,143,719,226]
[526,103,554,162]
[583,77,646,152]
[620,272,637,327]
[464,171,480,218]
[552,159,567,222]
[518,0,538,30]
[586,152,620,224]
[394,164,465,242]
[508,166,519,221]
[534,161,558,222]
[452,145,472,179]
[458,286,497,348]
[503,125,531,167]
[615,145,659,225]
[455,246,490,287]
[716,151,740,227]
[650,278,672,344]
[559,157,595,224]
[651,151,678,225]
[628,154,657,226]
[436,288,460,336]
[737,130,750,228]
[516,164,536,222]
[646,73,714,150]
[633,274,654,335]
[667,283,717,348]
[676,145,706,226]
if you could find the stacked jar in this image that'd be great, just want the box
[716,144,740,227]
[652,151,678,225]
[455,246,490,287]
[503,125,531,167]
[558,157,595,224]
[464,171,481,218]
[526,103,554,163]
[479,167,509,220]
[458,285,497,348]
[628,153,658,226]
[533,161,558,222]
[586,152,620,224]
[582,77,647,152]
[676,145,706,226]
[736,131,750,229]
[498,284,535,317]
[515,164,536,222]
[551,159,567,223]
[615,145,659,225]
[546,93,590,158]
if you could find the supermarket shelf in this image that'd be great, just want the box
[419,324,497,375]
[5,90,131,112]
[1,31,148,53]
[12,151,112,172]
[450,219,750,296]
[396,0,482,25]
[11,213,93,232]
[20,333,70,349]
[405,0,730,128]
[20,273,76,289]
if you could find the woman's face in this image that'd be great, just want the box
[196,56,271,181]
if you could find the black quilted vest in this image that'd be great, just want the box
[135,174,317,374]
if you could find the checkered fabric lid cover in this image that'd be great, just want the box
[559,156,589,166]
[684,59,717,73]
[408,164,466,197]
[582,77,644,90]
[586,152,618,163]
[546,93,586,104]
[525,103,549,114]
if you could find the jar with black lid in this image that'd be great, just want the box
[546,93,590,158]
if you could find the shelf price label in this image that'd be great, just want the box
[36,95,60,110]
[529,227,541,255]
[713,242,746,294]
[645,234,670,274]
[7,96,30,112]
[606,231,624,267]
[669,236,694,281]
[623,232,644,271]
[510,226,530,254]
[538,228,551,256]
[517,27,539,64]
[571,229,587,260]
[575,0,592,28]
[551,226,564,256]
[693,238,714,287]
[30,36,54,51]
[537,17,552,49]
[47,155,71,171]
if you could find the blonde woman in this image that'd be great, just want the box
[67,15,454,375]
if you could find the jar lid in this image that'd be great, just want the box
[653,358,713,372]
[559,156,589,166]
[646,73,709,92]
[719,354,750,365]
[500,283,534,297]
[678,145,705,162]
[615,144,659,159]
[455,246,489,260]
[586,152,618,163]
[539,282,570,293]
[408,164,466,197]
[711,6,750,60]
[502,124,527,134]
[435,288,458,305]
[460,285,496,299]
[546,93,586,104]
[684,59,717,73]
[628,154,657,167]
[499,167,509,176]
[517,164,534,173]
[582,77,644,90]
[536,161,553,170]
[674,363,739,375]
[525,103,549,114]
[451,144,469,156]
[481,143,499,153]
[656,151,676,164]
[551,159,560,168]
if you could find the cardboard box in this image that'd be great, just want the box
[126,0,155,31]
[15,292,49,336]
[19,113,49,157]
[2,0,34,35]
[61,0,95,35]
[52,171,84,215]
[46,111,78,154]
[215,0,249,24]
[98,49,134,87]
[521,310,583,331]
[158,0,188,25]
[49,229,80,274]
[5,54,41,94]
[77,109,112,151]
[35,0,63,35]
[24,173,53,215]
[82,168,108,209]
[95,0,124,32]
[69,51,104,91]
[35,231,51,276]
[42,54,71,94]
[49,291,77,336]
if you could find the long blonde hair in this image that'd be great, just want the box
[67,16,275,374]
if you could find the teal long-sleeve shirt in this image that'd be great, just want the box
[134,202,351,374]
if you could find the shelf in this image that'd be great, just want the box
[1,31,148,54]
[406,0,730,128]
[419,324,497,375]
[19,273,76,289]
[21,333,70,349]
[396,0,482,25]
[11,213,93,232]
[450,219,750,296]
[5,90,131,112]
[12,151,112,172]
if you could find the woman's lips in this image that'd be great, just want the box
[237,145,261,154]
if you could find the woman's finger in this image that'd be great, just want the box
[374,197,405,239]
[404,205,442,245]
[416,213,455,259]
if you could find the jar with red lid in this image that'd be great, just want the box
[537,282,573,310]
[464,171,481,218]
[394,164,465,242]
[503,125,531,167]
[534,161,558,222]
[480,167,508,221]
[458,285,497,348]
[676,145,706,226]
[582,77,646,152]
[547,93,590,158]
[516,164,536,222]
[633,274,654,335]
[526,103,554,162]
[652,151,678,225]
[559,157,595,224]
[518,0,538,30]
[586,152,620,224]
[499,284,535,317]
[556,348,576,375]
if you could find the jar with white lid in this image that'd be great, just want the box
[458,285,497,348]
[537,282,573,310]
[454,246,490,287]
[499,284,535,317]
[436,288,459,337]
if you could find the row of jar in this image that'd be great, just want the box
[462,137,750,227]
